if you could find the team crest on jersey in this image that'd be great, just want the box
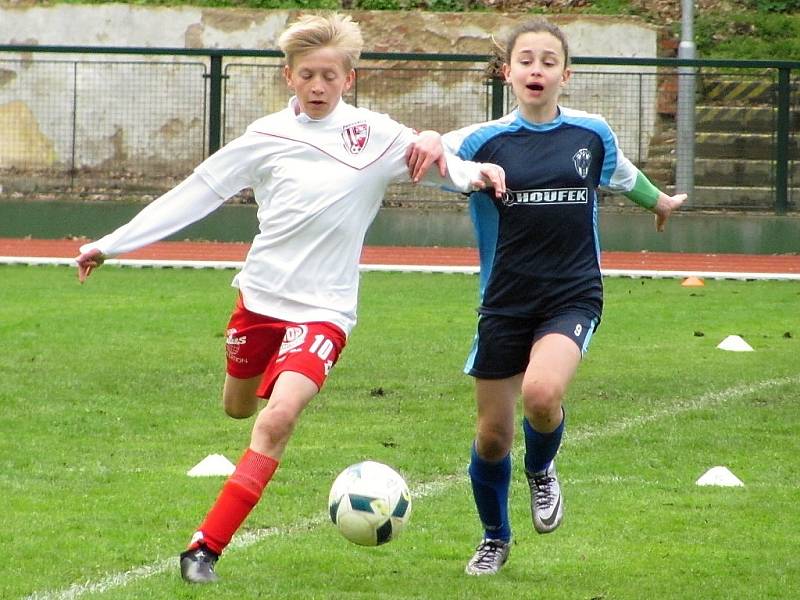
[341,121,370,154]
[279,325,308,356]
[572,148,591,179]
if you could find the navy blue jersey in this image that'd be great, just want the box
[443,107,640,319]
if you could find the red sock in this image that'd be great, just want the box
[191,448,279,555]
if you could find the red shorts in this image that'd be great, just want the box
[225,296,347,399]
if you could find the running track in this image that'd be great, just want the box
[1,237,799,277]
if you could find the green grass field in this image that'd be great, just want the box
[2,265,799,599]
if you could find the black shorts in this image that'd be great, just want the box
[464,308,600,379]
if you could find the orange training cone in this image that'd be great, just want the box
[681,276,705,287]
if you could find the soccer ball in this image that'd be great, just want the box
[328,461,412,546]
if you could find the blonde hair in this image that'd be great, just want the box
[278,13,364,70]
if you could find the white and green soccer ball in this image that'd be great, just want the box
[328,461,412,546]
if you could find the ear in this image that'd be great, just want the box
[502,63,511,83]
[560,67,572,87]
[283,64,293,89]
[343,68,356,92]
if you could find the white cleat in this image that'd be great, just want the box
[527,461,563,534]
[465,538,511,576]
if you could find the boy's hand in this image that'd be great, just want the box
[75,248,105,283]
[406,131,447,182]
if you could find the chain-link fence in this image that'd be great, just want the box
[0,47,797,212]
[0,56,207,198]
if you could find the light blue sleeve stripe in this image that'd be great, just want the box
[443,113,519,161]
[458,123,507,160]
[560,110,620,186]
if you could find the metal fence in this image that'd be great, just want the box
[0,46,797,212]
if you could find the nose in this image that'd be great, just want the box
[310,76,325,94]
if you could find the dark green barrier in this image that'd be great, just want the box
[1,201,798,254]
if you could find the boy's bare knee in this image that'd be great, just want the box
[223,392,259,419]
[252,407,298,448]
[225,403,257,419]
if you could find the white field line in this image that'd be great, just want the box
[23,375,799,600]
[567,375,800,445]
[23,476,463,600]
[2,255,800,280]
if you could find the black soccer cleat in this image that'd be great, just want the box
[180,545,220,584]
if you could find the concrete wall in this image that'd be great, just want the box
[0,5,658,54]
[0,4,659,172]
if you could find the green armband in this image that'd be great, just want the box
[623,171,660,210]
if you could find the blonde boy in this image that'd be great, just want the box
[76,13,504,584]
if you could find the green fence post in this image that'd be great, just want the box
[775,66,790,215]
[491,76,505,120]
[206,54,224,156]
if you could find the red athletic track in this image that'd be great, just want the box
[1,237,799,274]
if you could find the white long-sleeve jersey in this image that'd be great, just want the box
[80,98,488,335]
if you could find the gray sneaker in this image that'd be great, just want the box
[527,461,563,534]
[180,546,220,583]
[465,538,511,576]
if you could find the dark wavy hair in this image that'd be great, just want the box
[487,19,570,78]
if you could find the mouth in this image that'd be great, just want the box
[526,83,544,92]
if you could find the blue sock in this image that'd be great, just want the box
[468,443,512,542]
[523,409,565,474]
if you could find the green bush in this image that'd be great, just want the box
[353,0,406,9]
[247,0,338,7]
[352,0,468,9]
[426,0,468,11]
[695,12,800,59]
[747,0,800,13]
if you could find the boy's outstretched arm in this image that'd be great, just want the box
[72,173,227,284]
